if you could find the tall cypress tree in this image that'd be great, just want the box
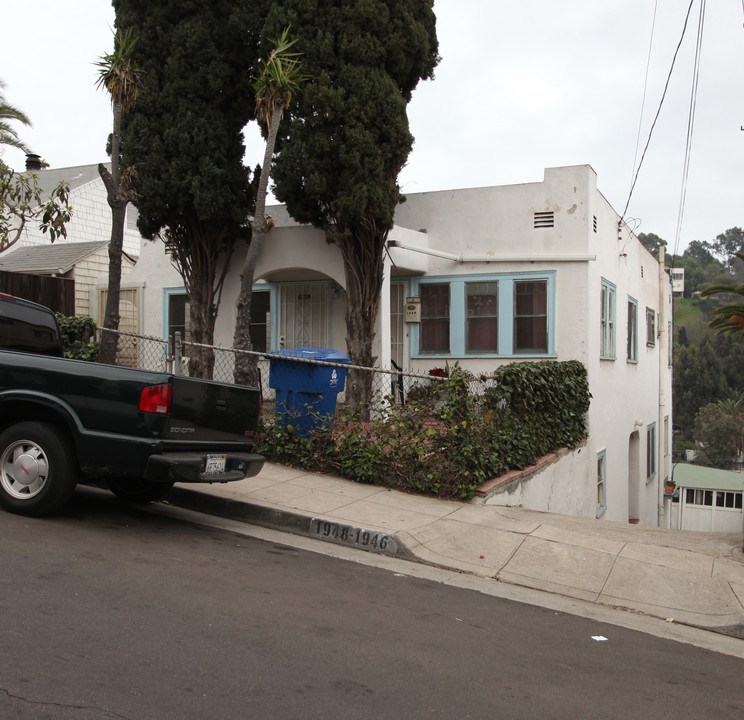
[268,0,439,412]
[113,0,264,378]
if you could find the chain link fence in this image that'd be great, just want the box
[98,327,499,422]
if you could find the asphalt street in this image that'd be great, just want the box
[1,487,743,720]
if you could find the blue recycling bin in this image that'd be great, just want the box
[269,347,351,435]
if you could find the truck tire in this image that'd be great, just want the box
[0,422,78,516]
[108,478,175,504]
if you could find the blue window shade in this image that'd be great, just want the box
[410,271,555,358]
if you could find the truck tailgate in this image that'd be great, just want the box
[166,376,260,443]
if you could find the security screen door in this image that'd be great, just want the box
[280,281,329,349]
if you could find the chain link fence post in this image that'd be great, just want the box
[173,331,182,376]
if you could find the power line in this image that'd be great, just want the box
[621,0,697,225]
[630,0,659,187]
[672,0,707,259]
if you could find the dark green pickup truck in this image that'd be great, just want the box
[0,292,264,516]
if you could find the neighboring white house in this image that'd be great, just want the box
[7,162,142,257]
[671,266,685,296]
[671,463,744,534]
[0,161,143,327]
[123,164,674,528]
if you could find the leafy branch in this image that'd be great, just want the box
[0,160,72,252]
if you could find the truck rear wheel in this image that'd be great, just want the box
[0,422,77,516]
[108,478,174,504]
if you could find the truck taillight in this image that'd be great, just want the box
[140,384,172,414]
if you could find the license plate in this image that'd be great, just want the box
[205,454,226,475]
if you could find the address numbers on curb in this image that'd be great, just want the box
[309,518,398,556]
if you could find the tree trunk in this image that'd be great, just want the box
[335,220,387,420]
[232,227,264,386]
[187,278,216,380]
[98,201,126,365]
[232,102,284,386]
[97,98,131,366]
[164,221,232,380]
[97,132,129,366]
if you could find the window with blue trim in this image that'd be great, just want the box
[646,423,657,482]
[420,283,450,352]
[164,286,273,351]
[466,282,498,352]
[627,297,638,362]
[597,449,607,518]
[164,287,189,342]
[601,279,616,359]
[646,307,656,347]
[412,272,554,358]
[514,280,548,353]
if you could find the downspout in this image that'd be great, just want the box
[658,246,668,527]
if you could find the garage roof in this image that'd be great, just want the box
[673,463,744,492]
[0,241,108,275]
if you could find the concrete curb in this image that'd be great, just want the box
[166,487,421,563]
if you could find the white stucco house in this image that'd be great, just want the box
[0,160,142,326]
[122,164,674,528]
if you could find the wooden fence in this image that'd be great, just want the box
[0,271,75,315]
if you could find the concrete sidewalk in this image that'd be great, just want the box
[165,462,744,639]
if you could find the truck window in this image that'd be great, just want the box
[0,302,63,356]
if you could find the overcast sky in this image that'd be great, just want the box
[1,1,742,255]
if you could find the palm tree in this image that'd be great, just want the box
[0,79,31,155]
[95,28,143,365]
[233,28,306,385]
[701,252,744,335]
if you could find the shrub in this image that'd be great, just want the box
[55,314,99,361]
[255,360,591,500]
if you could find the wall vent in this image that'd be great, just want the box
[534,211,554,229]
